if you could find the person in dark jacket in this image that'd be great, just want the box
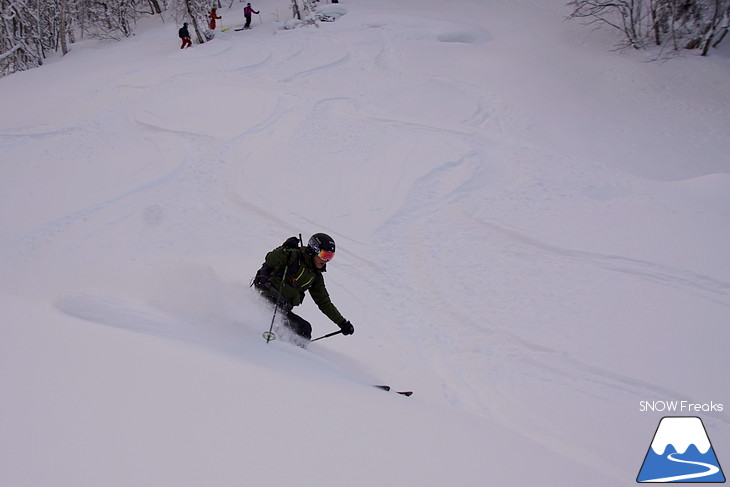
[178,22,192,49]
[253,233,354,344]
[243,3,259,29]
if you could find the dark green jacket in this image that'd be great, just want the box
[259,246,345,325]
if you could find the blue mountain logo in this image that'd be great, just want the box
[637,416,726,483]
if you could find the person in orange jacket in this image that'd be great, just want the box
[209,7,222,30]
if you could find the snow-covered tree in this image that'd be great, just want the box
[169,0,213,43]
[1,0,51,75]
[568,0,730,55]
[1,0,220,77]
[290,0,318,20]
[77,0,137,39]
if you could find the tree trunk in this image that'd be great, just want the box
[148,0,163,15]
[700,0,723,55]
[185,0,205,44]
[59,0,69,55]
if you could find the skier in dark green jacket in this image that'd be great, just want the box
[252,233,354,343]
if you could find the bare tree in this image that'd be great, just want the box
[58,0,68,54]
[1,0,224,76]
[169,0,213,43]
[1,0,49,75]
[568,0,730,55]
[74,0,139,40]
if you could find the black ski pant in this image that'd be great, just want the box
[261,294,312,340]
[244,14,252,28]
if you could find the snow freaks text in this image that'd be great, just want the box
[639,401,724,413]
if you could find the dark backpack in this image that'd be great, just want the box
[178,27,188,38]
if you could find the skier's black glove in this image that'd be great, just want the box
[283,236,299,249]
[253,276,267,289]
[339,320,354,336]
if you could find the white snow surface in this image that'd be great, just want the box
[2,0,730,485]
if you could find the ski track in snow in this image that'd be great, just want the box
[359,75,730,473]
[474,217,730,303]
[3,0,727,421]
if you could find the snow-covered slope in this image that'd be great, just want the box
[1,0,729,485]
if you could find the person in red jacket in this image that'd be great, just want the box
[209,7,222,30]
[243,3,259,29]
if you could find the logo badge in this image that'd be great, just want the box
[637,416,725,483]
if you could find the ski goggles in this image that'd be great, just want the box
[316,249,335,262]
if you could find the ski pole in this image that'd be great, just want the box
[258,12,262,24]
[311,330,342,342]
[264,264,289,343]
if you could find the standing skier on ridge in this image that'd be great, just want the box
[209,7,222,30]
[243,2,259,29]
[252,233,354,345]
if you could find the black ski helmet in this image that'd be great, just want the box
[307,233,335,256]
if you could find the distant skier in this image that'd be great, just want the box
[209,7,222,30]
[178,22,192,49]
[252,233,354,344]
[243,2,259,29]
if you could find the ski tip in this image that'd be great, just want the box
[374,385,413,396]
